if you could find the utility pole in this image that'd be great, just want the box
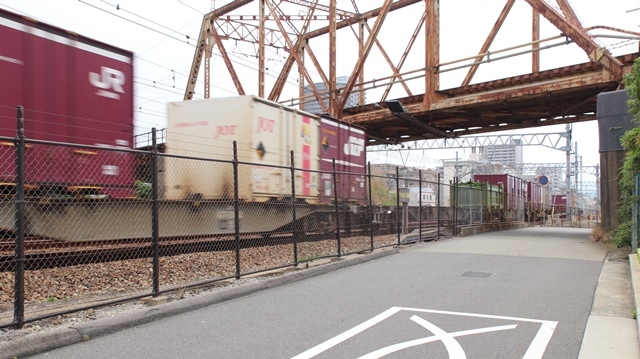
[574,141,578,211]
[578,155,583,210]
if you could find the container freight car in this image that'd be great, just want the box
[1,96,368,241]
[526,181,542,221]
[0,8,135,197]
[452,181,504,223]
[162,95,366,205]
[552,194,567,214]
[474,174,526,221]
[526,181,552,221]
[318,117,367,205]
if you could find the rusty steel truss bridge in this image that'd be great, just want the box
[184,0,640,145]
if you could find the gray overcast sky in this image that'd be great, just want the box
[1,0,639,185]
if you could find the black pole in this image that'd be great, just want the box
[290,151,298,266]
[453,178,458,236]
[14,106,25,328]
[489,182,492,223]
[419,170,423,242]
[368,162,374,251]
[437,173,441,239]
[332,158,341,257]
[233,141,241,278]
[151,128,160,297]
[396,166,400,245]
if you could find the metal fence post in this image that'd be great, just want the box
[333,158,341,257]
[469,181,473,225]
[419,170,423,242]
[453,178,458,236]
[489,182,493,223]
[437,173,441,239]
[290,151,298,265]
[368,162,374,251]
[151,128,160,296]
[396,166,401,245]
[233,141,241,278]
[14,106,25,328]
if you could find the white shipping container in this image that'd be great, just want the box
[162,96,320,202]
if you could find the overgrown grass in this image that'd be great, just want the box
[611,222,632,248]
[591,225,609,244]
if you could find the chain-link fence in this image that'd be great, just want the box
[1,120,601,329]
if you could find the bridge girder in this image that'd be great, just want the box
[184,1,640,142]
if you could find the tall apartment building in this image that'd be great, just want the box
[302,76,363,114]
[480,139,523,165]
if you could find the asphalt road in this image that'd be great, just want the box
[28,227,606,358]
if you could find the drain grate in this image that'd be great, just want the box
[458,271,495,279]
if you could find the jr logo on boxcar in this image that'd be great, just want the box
[213,125,238,139]
[256,117,276,133]
[344,136,364,157]
[89,66,125,100]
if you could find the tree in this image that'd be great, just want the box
[370,176,397,206]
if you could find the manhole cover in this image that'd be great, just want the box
[458,271,495,279]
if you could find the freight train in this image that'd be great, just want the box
[0,7,559,242]
[0,94,373,241]
[445,174,554,225]
[160,96,367,206]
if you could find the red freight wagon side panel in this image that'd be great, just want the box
[552,195,567,213]
[318,116,366,205]
[527,181,542,211]
[0,9,134,197]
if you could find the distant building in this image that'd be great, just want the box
[302,76,364,114]
[369,163,440,205]
[480,139,523,165]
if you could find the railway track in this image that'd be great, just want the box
[0,228,395,272]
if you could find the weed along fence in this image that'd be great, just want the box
[0,124,598,329]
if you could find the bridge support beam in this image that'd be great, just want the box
[424,0,439,110]
[600,151,625,231]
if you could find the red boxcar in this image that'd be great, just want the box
[318,116,367,205]
[474,174,526,221]
[527,181,542,212]
[0,8,135,197]
[552,195,567,213]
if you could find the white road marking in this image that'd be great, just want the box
[523,320,557,359]
[290,307,402,359]
[359,322,517,359]
[409,315,467,358]
[291,306,558,359]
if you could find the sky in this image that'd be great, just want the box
[1,0,639,194]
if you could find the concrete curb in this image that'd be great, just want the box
[629,253,640,347]
[0,248,398,359]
